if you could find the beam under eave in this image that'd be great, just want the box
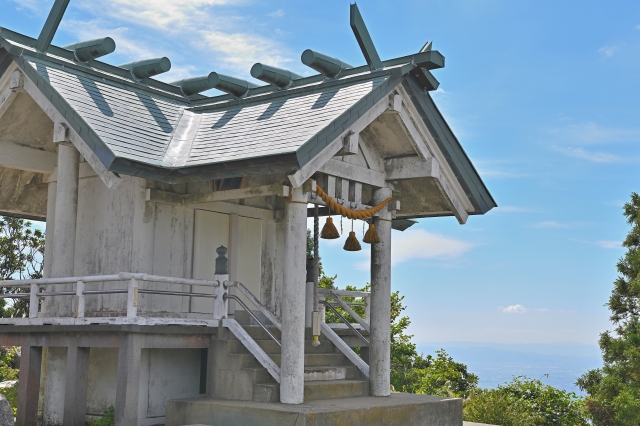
[385,156,468,224]
[0,142,56,174]
[320,159,386,188]
[146,183,286,205]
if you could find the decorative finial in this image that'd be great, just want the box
[215,245,228,275]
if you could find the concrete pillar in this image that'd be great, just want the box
[16,345,42,426]
[43,181,56,279]
[50,143,80,279]
[42,144,80,425]
[63,346,90,426]
[280,186,307,404]
[115,334,142,426]
[369,187,392,396]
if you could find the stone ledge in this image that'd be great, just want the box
[166,393,463,426]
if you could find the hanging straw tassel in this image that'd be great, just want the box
[343,231,362,251]
[321,217,340,239]
[363,223,381,244]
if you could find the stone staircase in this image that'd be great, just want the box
[209,319,370,402]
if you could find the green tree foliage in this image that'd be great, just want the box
[464,376,588,426]
[389,291,478,397]
[577,192,640,425]
[0,216,45,317]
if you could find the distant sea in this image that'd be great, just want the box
[416,342,602,395]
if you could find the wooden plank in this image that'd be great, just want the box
[320,159,386,188]
[147,184,284,206]
[0,141,56,173]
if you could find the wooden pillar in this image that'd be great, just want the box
[280,187,307,404]
[16,345,42,426]
[369,187,392,396]
[50,141,79,279]
[115,334,142,426]
[63,346,90,426]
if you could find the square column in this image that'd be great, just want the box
[115,334,142,425]
[16,345,42,426]
[280,187,308,404]
[369,187,392,396]
[63,346,90,426]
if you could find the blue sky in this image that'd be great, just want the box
[2,0,639,347]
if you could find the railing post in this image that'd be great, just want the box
[213,246,229,321]
[29,283,39,318]
[364,295,371,324]
[127,278,138,318]
[74,280,85,318]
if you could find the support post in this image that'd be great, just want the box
[50,142,79,279]
[29,283,39,318]
[127,278,138,318]
[228,214,239,316]
[43,180,56,279]
[16,345,42,426]
[115,334,142,426]
[63,346,90,426]
[280,186,307,404]
[74,280,85,318]
[369,187,392,396]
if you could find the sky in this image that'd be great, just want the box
[2,0,639,349]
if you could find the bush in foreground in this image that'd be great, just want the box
[464,376,589,426]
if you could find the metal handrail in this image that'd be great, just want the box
[322,300,369,346]
[229,281,282,330]
[224,294,281,347]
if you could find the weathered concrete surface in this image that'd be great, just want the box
[166,393,463,426]
[370,187,392,397]
[0,165,48,220]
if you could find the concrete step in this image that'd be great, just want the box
[242,367,277,385]
[304,379,370,401]
[232,325,282,340]
[227,338,338,355]
[252,379,370,403]
[268,353,350,367]
[304,365,362,381]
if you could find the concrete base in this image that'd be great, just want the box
[166,393,462,426]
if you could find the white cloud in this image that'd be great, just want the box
[551,122,640,145]
[346,228,474,270]
[502,304,527,314]
[596,240,621,249]
[530,221,565,229]
[69,0,294,77]
[199,30,293,73]
[268,9,285,18]
[84,0,235,29]
[556,146,622,163]
[8,0,46,13]
[62,20,156,59]
[391,229,474,266]
[598,45,618,57]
